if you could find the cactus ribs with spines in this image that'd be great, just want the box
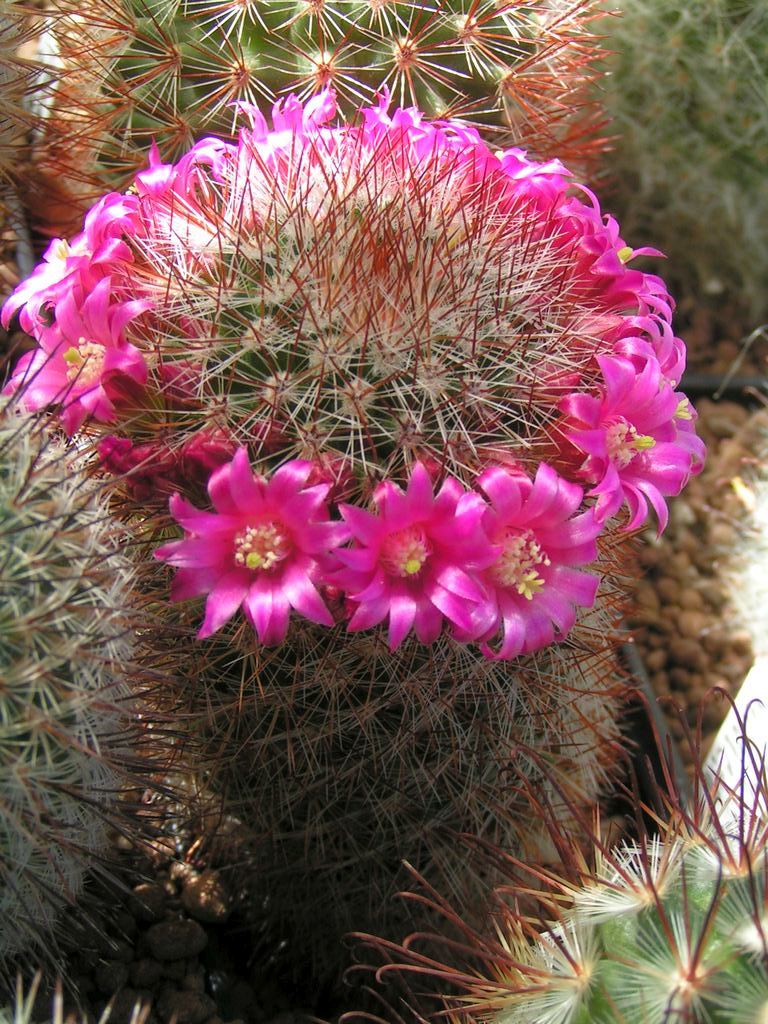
[2,93,703,982]
[0,399,189,985]
[32,0,608,230]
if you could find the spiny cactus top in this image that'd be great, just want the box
[3,91,704,657]
[39,0,606,199]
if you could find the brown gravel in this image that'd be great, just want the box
[628,395,767,771]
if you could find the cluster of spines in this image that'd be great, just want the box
[1,974,147,1024]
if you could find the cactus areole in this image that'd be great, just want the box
[4,91,705,656]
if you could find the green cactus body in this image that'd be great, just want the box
[0,403,178,976]
[598,0,768,323]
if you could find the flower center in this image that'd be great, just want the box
[62,338,106,385]
[381,526,431,578]
[233,521,291,572]
[490,528,550,599]
[605,417,656,469]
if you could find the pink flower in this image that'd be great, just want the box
[154,448,349,643]
[2,193,142,334]
[554,188,672,315]
[461,464,601,660]
[560,353,701,531]
[332,463,495,650]
[4,277,149,433]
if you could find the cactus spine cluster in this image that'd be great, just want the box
[0,400,179,978]
[598,0,768,322]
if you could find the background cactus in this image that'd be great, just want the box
[353,752,768,1024]
[0,399,184,982]
[596,0,768,325]
[28,0,608,232]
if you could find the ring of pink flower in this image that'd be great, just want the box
[155,452,604,658]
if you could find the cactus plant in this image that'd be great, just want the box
[2,93,703,981]
[29,0,608,231]
[0,398,183,980]
[352,743,768,1024]
[596,0,768,324]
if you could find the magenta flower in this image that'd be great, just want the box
[332,463,495,650]
[154,448,349,643]
[560,353,699,531]
[2,193,142,334]
[4,277,149,433]
[460,464,601,660]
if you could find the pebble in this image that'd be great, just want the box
[145,919,208,961]
[132,883,168,923]
[181,870,232,924]
[645,649,667,673]
[668,638,707,671]
[217,979,263,1023]
[677,610,708,639]
[632,397,766,769]
[130,958,164,989]
[156,989,218,1024]
[94,961,130,996]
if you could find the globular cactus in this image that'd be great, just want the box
[31,0,608,230]
[596,0,768,324]
[354,755,768,1024]
[0,399,182,981]
[3,93,702,981]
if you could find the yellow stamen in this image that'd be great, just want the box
[382,527,431,578]
[617,245,634,264]
[675,398,693,420]
[491,529,550,598]
[634,434,656,451]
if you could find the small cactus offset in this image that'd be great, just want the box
[30,0,608,229]
[597,0,768,323]
[0,401,182,979]
[355,759,768,1024]
[2,94,703,977]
